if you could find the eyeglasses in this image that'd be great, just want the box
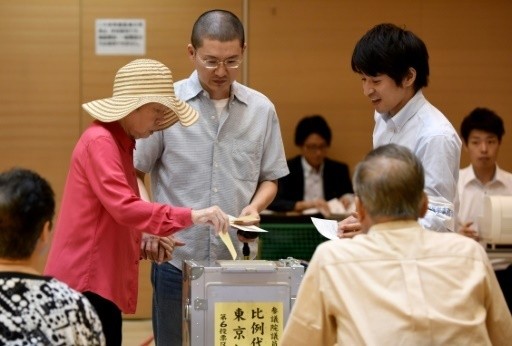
[304,144,328,152]
[195,54,242,69]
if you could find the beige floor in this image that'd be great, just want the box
[122,319,154,346]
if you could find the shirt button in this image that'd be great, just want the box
[213,187,218,193]
[135,260,139,265]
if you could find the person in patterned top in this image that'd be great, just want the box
[0,168,105,345]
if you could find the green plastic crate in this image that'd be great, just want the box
[258,223,329,261]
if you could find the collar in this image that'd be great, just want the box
[180,71,249,106]
[180,71,203,101]
[369,220,421,233]
[301,156,324,175]
[460,164,505,187]
[379,90,426,132]
[101,121,135,153]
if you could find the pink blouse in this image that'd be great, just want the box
[45,121,192,313]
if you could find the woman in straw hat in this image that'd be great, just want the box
[44,58,229,345]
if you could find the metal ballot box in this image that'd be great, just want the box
[182,259,304,346]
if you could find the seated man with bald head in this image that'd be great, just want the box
[282,143,512,346]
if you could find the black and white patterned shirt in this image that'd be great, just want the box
[0,272,105,345]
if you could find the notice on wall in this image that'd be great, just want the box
[214,302,283,346]
[95,19,145,55]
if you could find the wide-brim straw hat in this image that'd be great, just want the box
[82,59,198,129]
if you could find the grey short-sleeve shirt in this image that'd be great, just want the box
[134,71,289,265]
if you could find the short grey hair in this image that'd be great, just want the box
[353,144,425,220]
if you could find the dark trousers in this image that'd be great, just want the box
[495,265,512,314]
[84,291,122,346]
[151,262,183,346]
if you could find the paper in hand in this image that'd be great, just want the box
[218,216,269,260]
[219,231,237,260]
[311,217,339,240]
[231,215,260,224]
[228,215,268,233]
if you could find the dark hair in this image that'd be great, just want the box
[460,107,505,143]
[0,168,55,259]
[351,23,429,92]
[191,9,245,49]
[353,143,425,220]
[295,115,332,146]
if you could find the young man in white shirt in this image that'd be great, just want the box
[457,107,512,313]
[457,107,512,240]
[338,23,461,237]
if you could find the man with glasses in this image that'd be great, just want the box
[134,9,289,345]
[268,114,354,217]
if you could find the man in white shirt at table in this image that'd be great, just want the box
[457,107,512,240]
[457,107,512,313]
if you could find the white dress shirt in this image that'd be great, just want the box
[458,164,512,234]
[301,156,324,201]
[373,91,462,232]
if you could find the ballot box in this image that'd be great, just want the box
[182,258,304,346]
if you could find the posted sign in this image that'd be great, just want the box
[214,302,283,346]
[95,19,145,55]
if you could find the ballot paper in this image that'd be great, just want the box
[311,217,339,240]
[218,231,238,260]
[218,216,269,260]
[231,215,260,224]
[228,216,268,233]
